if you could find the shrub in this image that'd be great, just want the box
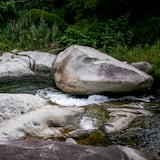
[133,17,160,44]
[28,8,67,28]
[59,26,91,47]
[0,0,16,23]
[3,14,61,50]
[59,14,133,52]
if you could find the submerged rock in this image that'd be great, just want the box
[52,45,153,95]
[0,140,159,160]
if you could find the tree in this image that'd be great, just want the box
[0,0,16,23]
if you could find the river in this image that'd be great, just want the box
[0,79,159,157]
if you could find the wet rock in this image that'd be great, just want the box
[0,93,47,121]
[117,145,160,160]
[66,129,100,138]
[105,111,137,134]
[65,138,77,144]
[52,45,153,95]
[80,106,109,130]
[0,139,159,160]
[67,129,108,146]
[105,108,152,134]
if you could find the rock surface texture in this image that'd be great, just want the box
[0,140,159,160]
[0,93,47,121]
[131,61,152,73]
[0,51,56,81]
[52,45,153,95]
[0,104,83,141]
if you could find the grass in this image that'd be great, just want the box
[0,14,61,54]
[107,42,160,79]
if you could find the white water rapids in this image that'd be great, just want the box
[35,87,155,107]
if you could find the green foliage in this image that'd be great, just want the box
[28,9,67,28]
[0,0,16,23]
[60,14,133,52]
[133,17,160,44]
[15,0,46,11]
[108,41,160,78]
[59,27,91,47]
[0,0,159,81]
[0,30,13,53]
[2,14,61,50]
[66,0,98,21]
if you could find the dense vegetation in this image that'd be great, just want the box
[0,0,160,79]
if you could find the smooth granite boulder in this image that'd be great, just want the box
[52,45,153,95]
[131,61,152,73]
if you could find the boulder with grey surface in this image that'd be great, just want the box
[0,51,56,81]
[52,45,153,95]
[105,108,151,133]
[131,61,152,73]
[0,104,84,141]
[0,93,47,121]
[0,140,159,160]
[15,50,56,71]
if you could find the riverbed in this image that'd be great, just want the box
[0,79,159,157]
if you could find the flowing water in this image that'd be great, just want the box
[0,80,160,156]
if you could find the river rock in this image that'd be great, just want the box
[105,108,151,134]
[0,52,34,81]
[0,140,159,160]
[0,93,47,121]
[131,61,152,73]
[0,104,84,140]
[15,51,56,71]
[52,45,153,95]
[0,51,56,81]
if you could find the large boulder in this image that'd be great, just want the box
[52,45,153,95]
[0,140,159,160]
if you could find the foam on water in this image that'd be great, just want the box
[35,88,109,107]
[35,87,155,107]
[80,116,97,130]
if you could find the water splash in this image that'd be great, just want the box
[80,116,97,130]
[35,88,109,107]
[35,87,155,107]
[110,95,155,103]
